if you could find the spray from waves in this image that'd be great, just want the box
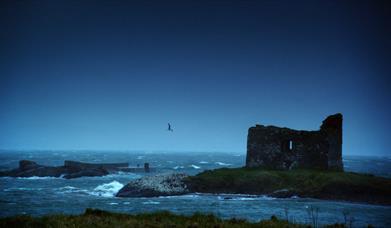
[90,181,124,197]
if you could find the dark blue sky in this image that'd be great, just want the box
[0,0,390,155]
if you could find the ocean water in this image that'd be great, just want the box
[0,150,390,227]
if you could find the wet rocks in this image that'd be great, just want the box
[269,188,298,198]
[19,160,40,171]
[0,160,111,179]
[116,173,189,197]
[63,168,109,179]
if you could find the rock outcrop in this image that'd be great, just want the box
[0,160,125,179]
[116,173,189,197]
[246,113,343,170]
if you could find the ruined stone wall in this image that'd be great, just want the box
[320,114,343,170]
[246,114,343,171]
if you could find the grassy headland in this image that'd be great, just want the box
[185,168,391,205]
[0,208,345,228]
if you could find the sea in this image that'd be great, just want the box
[0,150,390,227]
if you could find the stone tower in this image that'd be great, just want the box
[246,113,343,171]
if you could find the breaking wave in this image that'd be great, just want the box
[90,181,124,197]
[215,162,231,166]
[190,164,201,169]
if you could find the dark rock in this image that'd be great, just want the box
[117,173,189,197]
[19,160,40,171]
[64,160,128,170]
[63,168,109,179]
[0,160,121,179]
[269,189,298,198]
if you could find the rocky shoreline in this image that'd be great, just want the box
[2,160,390,205]
[0,160,150,179]
[116,173,189,197]
[116,169,391,206]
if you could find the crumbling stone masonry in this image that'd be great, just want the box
[246,113,343,171]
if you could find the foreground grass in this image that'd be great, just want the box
[185,168,391,205]
[0,208,345,228]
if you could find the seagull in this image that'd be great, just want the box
[167,123,173,132]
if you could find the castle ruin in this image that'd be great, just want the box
[246,113,343,171]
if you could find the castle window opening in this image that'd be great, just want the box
[289,140,293,150]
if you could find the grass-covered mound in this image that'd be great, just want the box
[185,168,391,205]
[0,208,345,228]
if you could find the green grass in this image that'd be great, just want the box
[0,208,345,228]
[185,168,391,204]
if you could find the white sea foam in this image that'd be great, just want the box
[215,162,231,166]
[16,175,64,180]
[61,186,77,190]
[159,194,200,199]
[199,161,209,164]
[3,187,43,191]
[142,200,160,205]
[108,202,119,205]
[104,172,141,179]
[90,181,124,197]
[58,186,89,194]
[190,164,201,169]
[217,194,275,201]
[173,166,184,169]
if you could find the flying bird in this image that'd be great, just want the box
[167,123,173,132]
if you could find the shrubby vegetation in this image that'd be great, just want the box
[0,208,347,228]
